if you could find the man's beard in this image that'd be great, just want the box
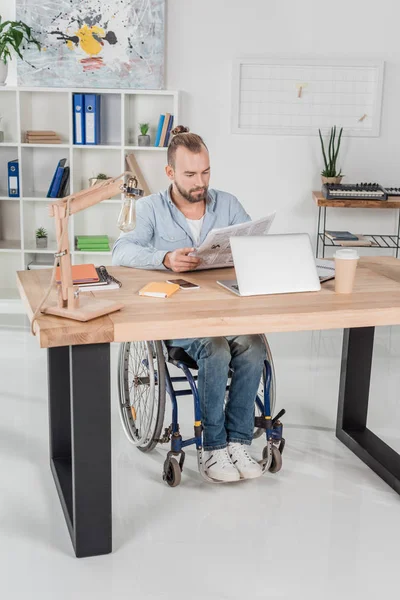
[174,180,208,203]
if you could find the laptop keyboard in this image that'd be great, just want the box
[232,284,239,291]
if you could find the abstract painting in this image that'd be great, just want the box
[16,0,165,88]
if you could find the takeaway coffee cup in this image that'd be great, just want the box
[333,248,359,294]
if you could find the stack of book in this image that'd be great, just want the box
[25,130,62,144]
[154,113,174,147]
[75,235,110,252]
[325,230,378,247]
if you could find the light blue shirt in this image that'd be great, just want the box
[112,187,251,270]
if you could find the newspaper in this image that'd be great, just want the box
[191,212,276,270]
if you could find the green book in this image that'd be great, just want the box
[77,245,110,251]
[78,248,110,252]
[76,235,109,242]
[77,242,110,248]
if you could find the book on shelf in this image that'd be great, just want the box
[77,247,110,252]
[72,94,101,144]
[336,235,378,247]
[159,113,171,146]
[154,114,165,146]
[75,235,109,242]
[47,158,67,198]
[76,244,110,250]
[164,115,174,146]
[76,239,110,247]
[75,235,110,251]
[25,130,61,144]
[155,113,174,147]
[57,166,70,198]
[325,230,359,241]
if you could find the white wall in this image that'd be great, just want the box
[3,0,400,243]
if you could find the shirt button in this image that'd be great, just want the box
[170,237,174,240]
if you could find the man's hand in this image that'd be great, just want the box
[163,247,201,272]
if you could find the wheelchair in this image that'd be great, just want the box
[117,335,285,487]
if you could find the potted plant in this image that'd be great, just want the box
[319,126,344,184]
[36,226,48,249]
[138,123,150,146]
[89,172,110,186]
[0,17,41,86]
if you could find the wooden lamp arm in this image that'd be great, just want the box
[48,172,133,217]
[47,172,139,310]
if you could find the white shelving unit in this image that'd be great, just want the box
[0,87,179,312]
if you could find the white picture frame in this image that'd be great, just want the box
[231,57,385,137]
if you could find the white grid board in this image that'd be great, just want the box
[232,58,384,136]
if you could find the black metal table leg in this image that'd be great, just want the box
[316,206,322,258]
[48,343,111,558]
[336,327,400,495]
[322,207,327,258]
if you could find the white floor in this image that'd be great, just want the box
[1,320,400,600]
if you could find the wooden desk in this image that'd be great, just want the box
[312,191,400,258]
[17,257,400,557]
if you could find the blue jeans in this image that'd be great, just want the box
[166,335,266,451]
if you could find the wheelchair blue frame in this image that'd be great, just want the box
[164,359,282,455]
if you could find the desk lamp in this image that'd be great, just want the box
[40,174,143,322]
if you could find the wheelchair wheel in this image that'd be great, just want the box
[263,445,282,473]
[118,341,166,453]
[163,458,181,487]
[253,335,277,439]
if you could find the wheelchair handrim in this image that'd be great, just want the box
[118,341,157,447]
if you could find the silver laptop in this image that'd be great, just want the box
[217,234,324,297]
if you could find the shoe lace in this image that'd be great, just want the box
[230,444,253,464]
[217,448,235,468]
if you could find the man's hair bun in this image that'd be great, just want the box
[167,126,207,168]
[171,125,190,136]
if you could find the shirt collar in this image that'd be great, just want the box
[166,185,216,212]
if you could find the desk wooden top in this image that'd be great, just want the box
[17,257,400,348]
[313,190,400,209]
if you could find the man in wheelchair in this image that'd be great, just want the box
[113,125,267,482]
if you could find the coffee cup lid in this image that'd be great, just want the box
[333,248,359,260]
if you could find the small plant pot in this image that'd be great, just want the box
[138,135,150,147]
[89,177,110,187]
[321,176,343,185]
[36,237,48,249]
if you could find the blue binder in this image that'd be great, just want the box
[154,114,165,147]
[8,159,19,197]
[73,94,85,145]
[84,94,101,144]
[163,115,174,147]
[47,158,67,198]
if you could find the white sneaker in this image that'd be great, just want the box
[228,443,262,480]
[204,447,240,482]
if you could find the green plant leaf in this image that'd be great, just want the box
[319,129,329,171]
[333,127,343,175]
[35,227,47,238]
[0,19,41,63]
[328,127,333,174]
